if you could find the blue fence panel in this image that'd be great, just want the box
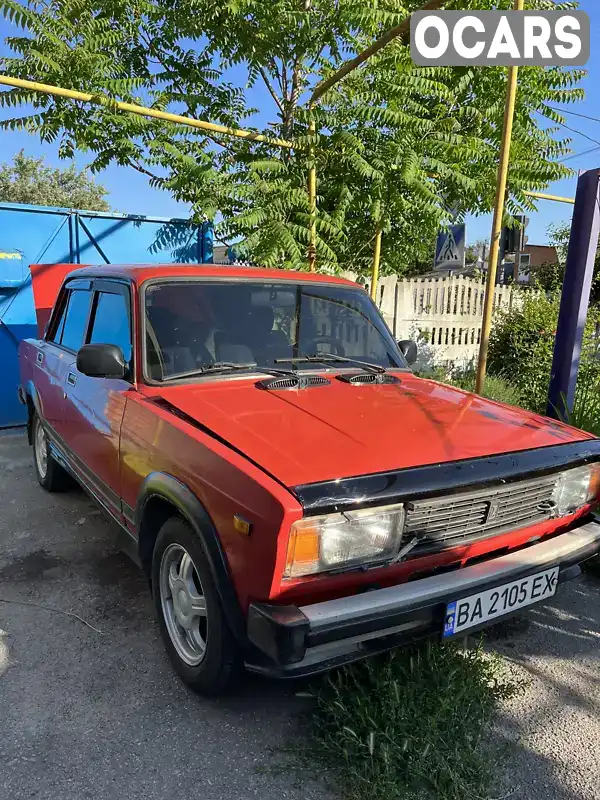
[0,201,214,427]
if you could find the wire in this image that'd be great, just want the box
[548,105,600,125]
[541,110,600,163]
[560,145,600,163]
[555,120,600,148]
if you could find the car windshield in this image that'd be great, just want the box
[144,279,407,381]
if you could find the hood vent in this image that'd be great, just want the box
[337,373,400,386]
[257,375,331,391]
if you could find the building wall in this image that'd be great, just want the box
[523,245,559,268]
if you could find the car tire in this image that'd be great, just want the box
[151,516,241,695]
[32,412,72,492]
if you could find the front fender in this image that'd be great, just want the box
[135,472,246,645]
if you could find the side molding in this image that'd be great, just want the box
[135,472,246,645]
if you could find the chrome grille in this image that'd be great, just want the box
[404,473,558,554]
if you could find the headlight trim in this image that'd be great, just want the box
[285,502,405,578]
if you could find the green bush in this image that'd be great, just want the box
[487,289,600,415]
[487,290,558,413]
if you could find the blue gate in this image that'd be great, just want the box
[0,202,213,427]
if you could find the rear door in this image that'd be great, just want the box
[35,279,93,440]
[61,279,134,520]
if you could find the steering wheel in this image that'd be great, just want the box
[310,335,345,357]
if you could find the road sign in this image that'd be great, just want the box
[434,224,465,270]
[500,214,528,255]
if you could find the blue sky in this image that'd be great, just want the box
[0,0,598,246]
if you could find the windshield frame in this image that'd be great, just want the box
[140,275,410,386]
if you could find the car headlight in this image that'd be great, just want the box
[284,504,405,578]
[551,463,600,516]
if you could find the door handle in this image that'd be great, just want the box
[36,351,44,366]
[67,372,77,386]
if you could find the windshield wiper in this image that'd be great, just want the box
[161,362,299,382]
[275,353,387,374]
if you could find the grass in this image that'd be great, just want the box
[446,370,523,408]
[416,366,523,408]
[306,642,519,800]
[559,380,600,437]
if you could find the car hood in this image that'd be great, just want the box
[153,374,592,488]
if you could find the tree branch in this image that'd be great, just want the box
[204,132,238,155]
[307,42,327,73]
[258,65,284,113]
[268,57,285,98]
[127,159,162,181]
[283,0,311,136]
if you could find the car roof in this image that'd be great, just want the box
[65,263,359,288]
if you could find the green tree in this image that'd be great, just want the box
[527,221,600,304]
[0,150,110,210]
[0,0,583,272]
[465,240,487,265]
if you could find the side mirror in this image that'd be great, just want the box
[398,339,418,366]
[77,343,126,379]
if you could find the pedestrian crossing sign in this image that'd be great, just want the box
[434,224,465,270]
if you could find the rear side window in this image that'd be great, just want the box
[88,290,132,367]
[50,297,68,344]
[51,289,92,352]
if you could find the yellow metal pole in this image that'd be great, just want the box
[0,75,294,149]
[310,0,446,108]
[308,113,317,272]
[475,0,524,395]
[523,190,575,205]
[370,225,383,301]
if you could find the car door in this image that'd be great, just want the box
[61,279,134,521]
[35,279,94,442]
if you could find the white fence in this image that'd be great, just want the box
[362,275,522,367]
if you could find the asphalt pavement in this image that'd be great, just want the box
[0,431,330,800]
[491,568,600,800]
[1,430,599,800]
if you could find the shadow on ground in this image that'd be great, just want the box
[481,571,600,800]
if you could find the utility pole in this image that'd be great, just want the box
[475,0,524,394]
[547,168,600,419]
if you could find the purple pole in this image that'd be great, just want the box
[547,168,600,419]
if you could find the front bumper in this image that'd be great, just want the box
[245,521,600,678]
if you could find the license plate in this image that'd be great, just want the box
[442,567,559,638]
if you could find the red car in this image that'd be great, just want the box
[18,264,600,694]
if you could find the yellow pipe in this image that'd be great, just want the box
[475,0,524,395]
[524,190,575,205]
[370,226,383,301]
[310,0,446,108]
[0,75,295,149]
[307,114,317,272]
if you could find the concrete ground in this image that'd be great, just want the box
[1,430,599,800]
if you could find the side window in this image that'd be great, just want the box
[48,292,69,344]
[55,289,93,352]
[88,290,132,369]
